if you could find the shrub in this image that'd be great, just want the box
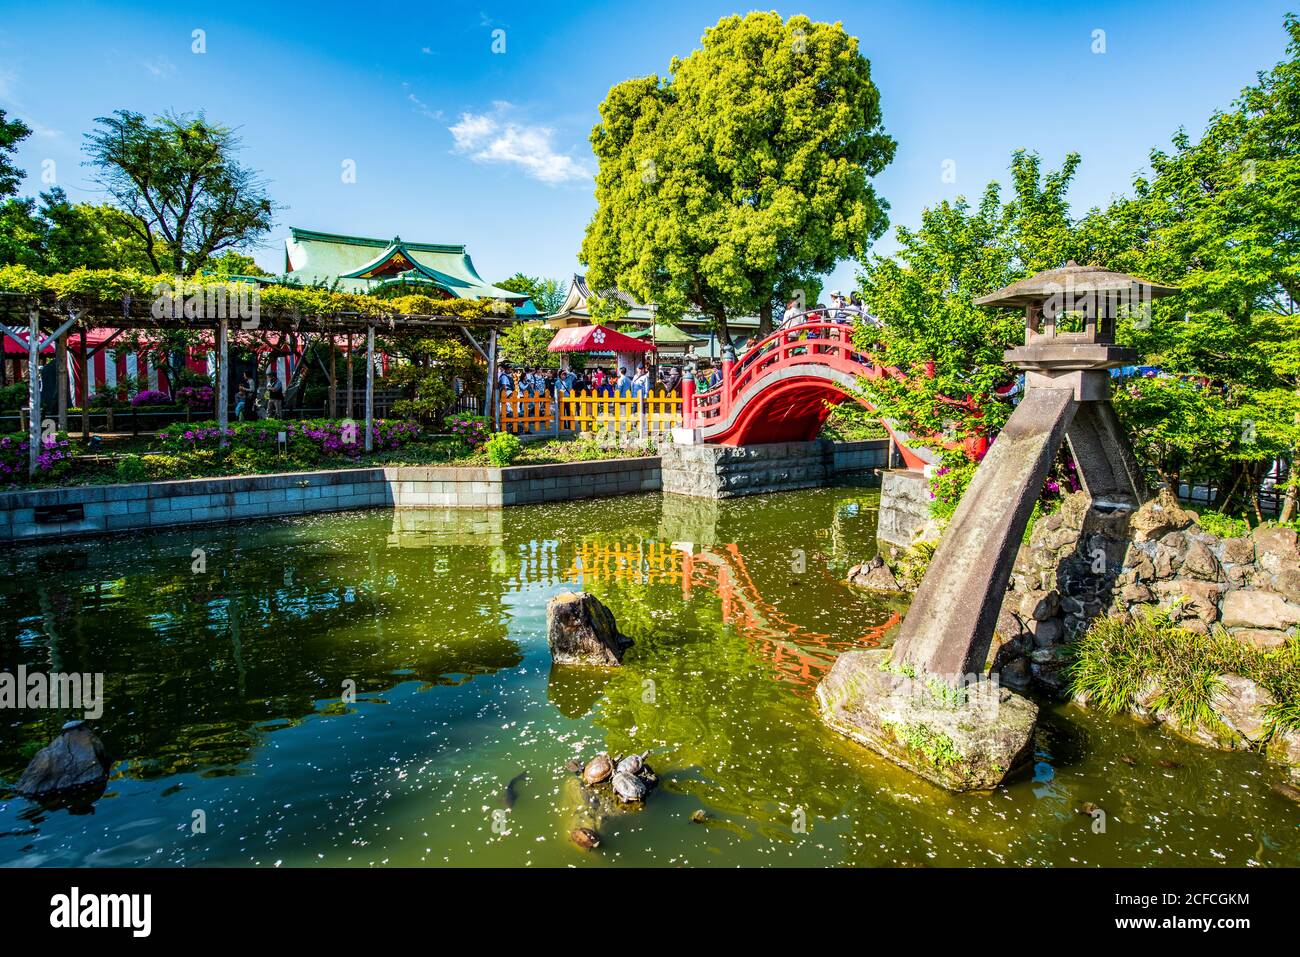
[1194,509,1251,539]
[175,385,215,410]
[155,418,422,464]
[0,382,27,411]
[447,413,491,449]
[0,431,72,481]
[115,454,148,483]
[130,389,172,407]
[484,431,522,467]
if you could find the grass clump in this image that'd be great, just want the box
[1067,609,1300,735]
[883,721,961,769]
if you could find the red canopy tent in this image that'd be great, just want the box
[547,325,654,354]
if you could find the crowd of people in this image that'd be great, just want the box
[495,363,706,397]
[493,295,878,403]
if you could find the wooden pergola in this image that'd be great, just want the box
[0,292,513,476]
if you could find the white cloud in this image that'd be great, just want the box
[404,85,443,121]
[448,103,590,185]
[142,57,175,79]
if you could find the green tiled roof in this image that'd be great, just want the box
[283,228,531,305]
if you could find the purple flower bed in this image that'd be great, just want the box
[130,389,172,407]
[158,418,422,462]
[0,432,72,479]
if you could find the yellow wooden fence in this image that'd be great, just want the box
[497,389,682,436]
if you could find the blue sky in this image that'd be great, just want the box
[0,1,1294,297]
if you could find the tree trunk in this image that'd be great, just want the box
[714,309,731,348]
[1280,456,1298,524]
[757,300,773,338]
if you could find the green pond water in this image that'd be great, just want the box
[1,485,1297,867]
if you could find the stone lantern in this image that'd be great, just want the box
[816,262,1178,791]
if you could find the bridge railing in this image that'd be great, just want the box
[686,320,874,429]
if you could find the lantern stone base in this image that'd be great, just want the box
[816,649,1038,791]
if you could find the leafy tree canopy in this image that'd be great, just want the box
[495,273,566,316]
[84,110,279,275]
[0,109,31,199]
[581,12,894,341]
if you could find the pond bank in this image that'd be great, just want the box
[0,440,888,545]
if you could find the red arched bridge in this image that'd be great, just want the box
[683,319,939,470]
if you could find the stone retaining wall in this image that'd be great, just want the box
[661,438,887,499]
[1,457,662,545]
[993,490,1300,696]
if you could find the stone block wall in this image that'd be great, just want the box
[660,440,834,498]
[1,458,662,545]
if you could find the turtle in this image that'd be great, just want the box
[616,751,649,776]
[611,770,648,804]
[582,753,614,786]
[562,757,584,774]
[570,827,602,850]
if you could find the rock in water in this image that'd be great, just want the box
[546,591,633,666]
[612,770,648,803]
[847,556,903,593]
[816,648,1037,792]
[16,721,111,803]
[570,827,602,850]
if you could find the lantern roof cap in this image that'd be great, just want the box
[974,261,1179,308]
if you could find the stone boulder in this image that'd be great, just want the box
[1274,566,1300,604]
[1220,589,1300,631]
[1130,488,1196,544]
[1219,537,1255,566]
[1209,675,1276,745]
[847,556,903,593]
[816,648,1037,791]
[546,591,633,666]
[1230,628,1291,651]
[1181,539,1223,582]
[1253,526,1299,573]
[16,721,111,802]
[1269,730,1300,782]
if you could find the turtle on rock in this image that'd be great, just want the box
[582,752,614,786]
[611,770,648,804]
[615,751,649,776]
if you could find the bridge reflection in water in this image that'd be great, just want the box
[485,532,900,693]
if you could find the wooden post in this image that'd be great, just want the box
[216,316,229,430]
[364,324,375,453]
[485,327,498,430]
[55,330,68,431]
[328,338,338,419]
[27,308,40,477]
[79,328,89,440]
[346,334,354,420]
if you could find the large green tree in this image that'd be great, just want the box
[84,110,278,275]
[854,151,1091,445]
[582,12,894,343]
